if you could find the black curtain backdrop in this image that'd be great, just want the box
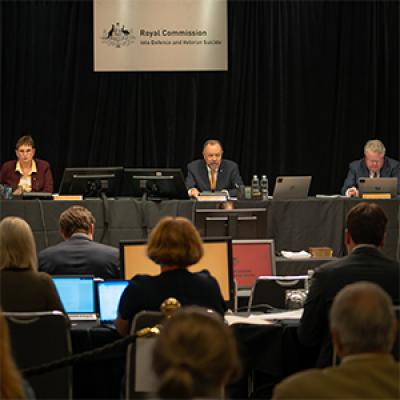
[0,0,399,194]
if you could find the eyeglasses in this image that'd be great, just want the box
[365,157,384,164]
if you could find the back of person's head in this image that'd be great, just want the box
[147,217,203,267]
[152,307,241,399]
[330,282,396,355]
[15,135,35,149]
[345,202,387,246]
[59,206,96,238]
[364,139,385,155]
[0,216,37,270]
[0,311,25,399]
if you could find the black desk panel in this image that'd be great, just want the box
[0,198,398,259]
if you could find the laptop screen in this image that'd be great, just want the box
[97,280,129,323]
[232,239,276,288]
[52,276,95,314]
[120,238,234,309]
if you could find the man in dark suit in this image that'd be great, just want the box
[185,139,243,198]
[298,202,400,367]
[341,139,400,196]
[39,206,120,280]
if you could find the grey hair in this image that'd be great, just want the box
[330,282,395,354]
[202,139,223,152]
[364,139,386,155]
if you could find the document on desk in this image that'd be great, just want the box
[224,314,274,326]
[260,308,303,321]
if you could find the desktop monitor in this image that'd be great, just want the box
[120,238,234,309]
[232,239,276,289]
[121,168,188,199]
[58,166,123,197]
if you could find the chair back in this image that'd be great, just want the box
[248,276,308,311]
[4,311,72,399]
[125,311,164,399]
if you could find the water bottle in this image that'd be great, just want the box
[251,175,260,199]
[260,175,269,200]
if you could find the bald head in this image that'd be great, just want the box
[330,282,396,356]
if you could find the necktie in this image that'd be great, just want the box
[210,170,217,191]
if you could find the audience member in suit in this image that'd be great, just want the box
[0,135,54,194]
[341,139,400,196]
[274,282,400,399]
[0,311,35,399]
[298,202,400,367]
[115,217,227,336]
[0,217,64,313]
[185,139,243,198]
[153,307,241,399]
[38,206,120,279]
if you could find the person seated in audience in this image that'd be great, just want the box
[298,202,400,367]
[152,306,241,399]
[115,217,227,336]
[38,206,120,280]
[0,216,64,313]
[0,135,54,194]
[185,139,243,198]
[273,282,400,399]
[341,139,400,196]
[0,311,35,399]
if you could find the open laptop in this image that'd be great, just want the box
[52,276,97,321]
[97,280,129,325]
[232,239,276,289]
[272,176,312,200]
[358,177,398,198]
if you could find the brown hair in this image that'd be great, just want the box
[15,135,35,149]
[0,312,26,399]
[202,139,223,151]
[59,206,96,239]
[0,217,37,271]
[147,217,203,267]
[152,307,241,399]
[346,202,387,246]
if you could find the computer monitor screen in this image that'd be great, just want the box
[121,168,188,199]
[232,239,276,288]
[120,238,234,308]
[97,280,129,323]
[52,276,95,313]
[58,167,123,197]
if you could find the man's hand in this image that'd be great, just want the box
[189,188,200,199]
[346,187,359,198]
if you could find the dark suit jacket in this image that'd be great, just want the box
[298,246,400,367]
[0,159,54,193]
[38,234,120,280]
[341,157,400,194]
[185,159,244,196]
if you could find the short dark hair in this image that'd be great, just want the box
[15,135,34,149]
[202,139,223,152]
[59,206,96,238]
[346,202,387,246]
[147,217,203,267]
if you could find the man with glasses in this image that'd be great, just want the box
[341,139,400,197]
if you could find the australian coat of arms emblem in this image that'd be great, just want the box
[101,22,135,48]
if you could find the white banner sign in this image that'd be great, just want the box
[93,0,227,71]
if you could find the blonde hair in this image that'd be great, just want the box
[364,139,386,155]
[147,217,203,267]
[0,217,37,270]
[153,307,241,398]
[0,312,26,399]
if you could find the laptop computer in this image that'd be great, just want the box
[97,280,129,325]
[272,176,312,200]
[52,276,97,321]
[358,177,398,198]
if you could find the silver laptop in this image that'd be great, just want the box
[358,177,398,197]
[52,276,97,321]
[272,176,312,200]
